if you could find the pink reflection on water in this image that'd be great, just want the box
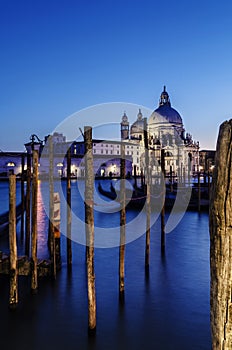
[37,180,49,259]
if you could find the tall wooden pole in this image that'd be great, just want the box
[208,170,211,198]
[161,149,165,251]
[67,147,72,268]
[133,164,137,188]
[210,119,232,350]
[9,174,18,308]
[144,118,151,267]
[20,154,25,238]
[119,142,126,297]
[25,152,31,256]
[48,136,56,279]
[197,172,201,212]
[84,126,96,332]
[31,151,38,293]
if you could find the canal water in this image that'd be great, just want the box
[0,179,211,350]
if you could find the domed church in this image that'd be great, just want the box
[121,86,200,179]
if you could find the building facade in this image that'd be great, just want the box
[123,86,200,179]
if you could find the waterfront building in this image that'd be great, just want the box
[0,152,25,177]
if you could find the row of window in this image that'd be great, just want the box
[93,143,139,150]
[93,150,120,155]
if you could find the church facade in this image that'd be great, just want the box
[121,86,200,180]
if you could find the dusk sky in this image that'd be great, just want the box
[0,0,232,151]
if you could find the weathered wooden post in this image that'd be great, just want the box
[208,171,211,198]
[48,136,56,279]
[144,118,151,267]
[66,147,72,268]
[84,126,96,332]
[133,164,137,188]
[25,152,31,256]
[197,172,201,212]
[210,119,232,350]
[161,149,165,251]
[169,165,173,192]
[9,174,18,308]
[119,141,126,298]
[141,169,144,189]
[21,154,25,237]
[31,150,38,293]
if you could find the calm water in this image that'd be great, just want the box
[0,180,211,350]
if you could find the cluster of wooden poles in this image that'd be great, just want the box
[7,124,167,331]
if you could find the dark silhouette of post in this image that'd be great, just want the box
[161,149,165,250]
[210,119,232,350]
[197,172,201,212]
[66,147,72,268]
[9,174,18,308]
[31,151,38,293]
[25,152,31,256]
[133,164,137,188]
[84,126,96,331]
[119,141,126,298]
[48,136,56,279]
[20,154,25,237]
[208,171,211,198]
[144,118,151,267]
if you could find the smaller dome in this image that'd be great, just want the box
[130,109,144,136]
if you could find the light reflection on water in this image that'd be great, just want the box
[0,179,211,350]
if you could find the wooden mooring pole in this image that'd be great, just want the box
[25,152,31,256]
[133,164,137,188]
[209,119,232,350]
[48,136,56,279]
[197,172,201,212]
[144,118,151,267]
[31,150,38,293]
[161,149,165,251]
[9,174,18,308]
[20,154,25,237]
[67,147,72,268]
[84,126,96,332]
[119,142,126,298]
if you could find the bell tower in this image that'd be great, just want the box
[121,112,129,140]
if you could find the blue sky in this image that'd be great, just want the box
[0,0,232,151]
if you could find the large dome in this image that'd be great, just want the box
[148,86,183,125]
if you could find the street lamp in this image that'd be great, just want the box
[24,134,43,154]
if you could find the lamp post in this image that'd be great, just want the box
[24,134,43,154]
